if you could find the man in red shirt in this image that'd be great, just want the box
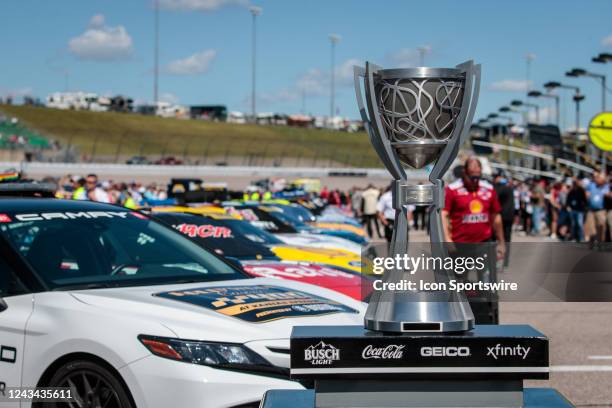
[442,157,505,259]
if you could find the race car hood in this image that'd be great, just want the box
[275,232,363,255]
[240,260,366,300]
[70,277,364,345]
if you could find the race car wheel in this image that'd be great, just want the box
[43,360,134,408]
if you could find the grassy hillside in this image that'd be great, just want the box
[0,105,380,167]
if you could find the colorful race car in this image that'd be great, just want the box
[0,199,364,408]
[226,204,367,249]
[152,212,364,274]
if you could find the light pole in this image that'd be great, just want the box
[525,53,536,92]
[566,68,606,112]
[545,81,585,164]
[154,0,159,107]
[528,90,560,127]
[329,34,341,123]
[592,53,612,169]
[488,113,515,162]
[417,46,430,66]
[500,105,525,124]
[511,99,540,124]
[250,6,262,123]
[544,81,584,134]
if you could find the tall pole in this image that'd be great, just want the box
[602,76,608,170]
[250,6,262,123]
[554,95,560,128]
[329,34,340,122]
[601,75,607,111]
[154,0,159,106]
[575,96,580,137]
[526,53,535,92]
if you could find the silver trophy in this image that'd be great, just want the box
[355,61,481,332]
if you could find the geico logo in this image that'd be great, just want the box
[420,346,470,357]
[177,224,232,239]
[14,212,130,222]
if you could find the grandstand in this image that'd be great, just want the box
[0,116,50,150]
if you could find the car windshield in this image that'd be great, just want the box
[0,210,246,289]
[263,207,310,229]
[154,213,281,259]
[227,206,300,233]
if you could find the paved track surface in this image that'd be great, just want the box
[378,229,612,406]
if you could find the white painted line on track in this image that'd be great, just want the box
[551,365,612,372]
[588,356,612,360]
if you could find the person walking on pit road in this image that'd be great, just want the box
[361,184,382,239]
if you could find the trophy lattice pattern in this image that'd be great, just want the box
[378,78,464,142]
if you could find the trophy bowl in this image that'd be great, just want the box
[374,67,466,169]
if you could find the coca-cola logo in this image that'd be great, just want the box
[361,344,405,360]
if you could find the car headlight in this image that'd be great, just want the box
[138,335,281,375]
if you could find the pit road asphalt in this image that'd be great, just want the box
[387,230,612,406]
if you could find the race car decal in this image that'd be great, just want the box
[176,223,232,238]
[10,211,130,222]
[154,285,357,323]
[242,264,356,280]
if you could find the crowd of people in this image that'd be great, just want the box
[325,161,612,245]
[54,174,170,208]
[51,165,612,247]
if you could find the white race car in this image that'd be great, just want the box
[274,232,363,255]
[0,199,365,407]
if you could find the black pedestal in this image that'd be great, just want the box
[275,325,573,407]
[291,325,549,381]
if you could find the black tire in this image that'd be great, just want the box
[37,360,134,408]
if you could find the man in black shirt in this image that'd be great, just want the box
[494,171,514,266]
[567,179,588,242]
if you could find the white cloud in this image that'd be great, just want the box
[160,93,179,104]
[165,50,217,75]
[602,35,612,48]
[69,15,133,61]
[258,88,299,104]
[89,14,105,28]
[487,79,532,92]
[158,0,248,11]
[335,58,361,86]
[250,58,361,107]
[387,46,431,67]
[296,69,327,96]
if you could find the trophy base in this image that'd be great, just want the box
[364,315,474,333]
[281,324,568,407]
[364,292,476,333]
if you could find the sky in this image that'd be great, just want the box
[2,0,612,130]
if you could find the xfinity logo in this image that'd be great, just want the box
[304,341,340,365]
[420,346,470,357]
[487,344,531,360]
[362,344,404,360]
